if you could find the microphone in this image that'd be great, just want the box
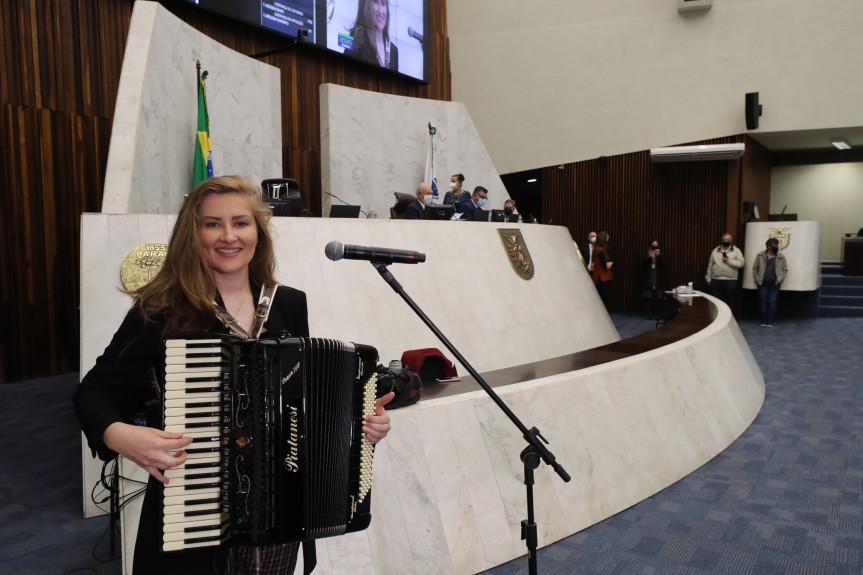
[325,241,426,264]
[408,27,423,43]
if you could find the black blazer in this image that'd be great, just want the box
[73,283,309,574]
[404,198,424,220]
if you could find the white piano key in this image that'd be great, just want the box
[165,454,221,470]
[165,370,224,382]
[164,423,219,435]
[164,413,219,425]
[165,380,221,391]
[163,501,221,519]
[165,405,223,417]
[164,483,222,499]
[165,364,227,374]
[163,487,220,507]
[165,346,222,357]
[159,474,220,488]
[165,338,226,348]
[164,392,221,405]
[163,522,222,539]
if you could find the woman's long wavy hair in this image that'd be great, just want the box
[348,0,390,57]
[131,175,277,335]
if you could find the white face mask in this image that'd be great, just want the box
[449,182,458,191]
[423,195,434,206]
[589,237,596,244]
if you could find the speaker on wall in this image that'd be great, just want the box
[745,92,762,130]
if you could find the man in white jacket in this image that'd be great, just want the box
[705,232,745,312]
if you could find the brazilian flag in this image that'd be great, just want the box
[193,70,213,187]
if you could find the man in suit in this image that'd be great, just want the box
[404,183,433,219]
[459,186,488,221]
[579,231,597,271]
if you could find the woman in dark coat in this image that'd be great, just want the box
[591,231,613,307]
[73,175,394,574]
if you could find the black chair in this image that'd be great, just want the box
[262,178,306,217]
[390,192,416,219]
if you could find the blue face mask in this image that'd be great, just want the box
[477,198,487,208]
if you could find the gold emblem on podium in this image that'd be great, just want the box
[121,243,168,291]
[768,227,791,249]
[497,229,534,280]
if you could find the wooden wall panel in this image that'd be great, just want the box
[1,0,450,383]
[542,136,769,314]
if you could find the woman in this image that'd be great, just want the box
[641,239,667,320]
[73,175,393,574]
[591,230,613,307]
[346,0,399,71]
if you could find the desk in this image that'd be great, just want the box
[843,237,863,276]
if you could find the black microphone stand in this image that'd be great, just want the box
[371,262,570,575]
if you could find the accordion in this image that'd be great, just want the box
[160,334,380,553]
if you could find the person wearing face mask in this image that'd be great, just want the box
[502,199,522,223]
[642,240,667,320]
[705,232,745,312]
[579,231,597,271]
[444,173,467,207]
[459,186,488,221]
[752,237,788,327]
[404,182,434,219]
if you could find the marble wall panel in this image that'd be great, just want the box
[320,84,511,220]
[102,1,282,215]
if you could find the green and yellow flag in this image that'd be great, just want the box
[192,70,213,188]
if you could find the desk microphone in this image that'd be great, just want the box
[325,241,426,264]
[408,27,423,43]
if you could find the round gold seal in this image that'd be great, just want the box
[120,243,168,291]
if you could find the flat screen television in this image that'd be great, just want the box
[177,0,429,82]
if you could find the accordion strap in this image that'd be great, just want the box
[213,283,278,340]
[250,283,278,339]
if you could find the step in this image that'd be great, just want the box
[819,295,863,307]
[820,284,863,297]
[819,305,863,318]
[821,275,863,287]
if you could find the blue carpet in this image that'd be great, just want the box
[482,315,863,575]
[2,314,862,574]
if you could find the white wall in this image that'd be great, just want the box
[320,84,511,218]
[771,162,863,262]
[447,0,863,174]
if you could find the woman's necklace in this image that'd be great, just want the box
[228,285,250,326]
